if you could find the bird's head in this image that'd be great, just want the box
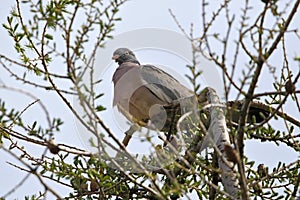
[112,48,140,65]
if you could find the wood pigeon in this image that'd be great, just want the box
[112,48,198,146]
[111,48,268,147]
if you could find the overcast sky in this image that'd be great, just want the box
[0,0,299,199]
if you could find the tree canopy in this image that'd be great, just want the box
[0,0,299,199]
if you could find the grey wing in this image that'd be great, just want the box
[139,65,193,103]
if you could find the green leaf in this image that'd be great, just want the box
[3,131,10,139]
[294,56,300,61]
[94,93,104,100]
[7,16,13,24]
[44,34,53,40]
[2,23,10,30]
[32,121,37,129]
[13,23,19,32]
[95,105,106,112]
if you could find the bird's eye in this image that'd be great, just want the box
[125,51,129,55]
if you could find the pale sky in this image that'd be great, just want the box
[0,0,299,199]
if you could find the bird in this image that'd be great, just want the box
[112,48,198,146]
[111,48,269,147]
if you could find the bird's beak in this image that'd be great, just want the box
[112,55,119,60]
